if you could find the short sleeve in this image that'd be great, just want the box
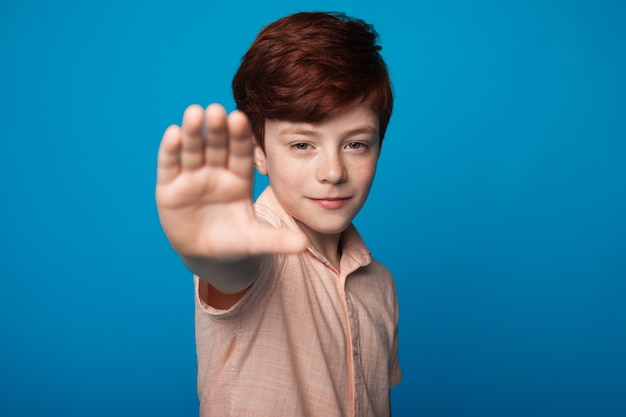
[389,317,402,387]
[389,273,402,387]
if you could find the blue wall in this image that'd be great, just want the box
[1,1,624,416]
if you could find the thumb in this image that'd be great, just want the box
[249,225,308,255]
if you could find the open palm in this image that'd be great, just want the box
[155,104,306,259]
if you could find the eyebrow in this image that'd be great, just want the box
[279,126,378,138]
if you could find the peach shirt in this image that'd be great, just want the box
[194,187,401,417]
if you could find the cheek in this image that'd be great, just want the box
[352,158,378,182]
[266,156,307,185]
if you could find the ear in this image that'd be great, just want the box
[254,142,268,175]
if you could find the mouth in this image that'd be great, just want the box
[309,197,351,209]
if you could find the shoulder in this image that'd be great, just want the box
[347,254,397,298]
[366,257,393,278]
[363,258,397,297]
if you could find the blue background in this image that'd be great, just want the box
[1,0,625,416]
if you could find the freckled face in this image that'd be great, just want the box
[254,106,380,245]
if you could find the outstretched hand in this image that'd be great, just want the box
[156,104,307,260]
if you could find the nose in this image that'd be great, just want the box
[316,151,347,184]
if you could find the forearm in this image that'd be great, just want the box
[181,254,263,294]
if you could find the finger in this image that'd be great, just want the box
[157,124,182,185]
[226,110,255,180]
[204,103,229,167]
[180,104,205,170]
[249,225,308,255]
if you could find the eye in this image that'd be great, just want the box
[346,142,366,150]
[293,143,310,150]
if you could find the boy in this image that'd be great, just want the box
[156,11,401,417]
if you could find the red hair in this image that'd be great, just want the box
[232,11,393,150]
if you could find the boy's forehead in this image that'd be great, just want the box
[265,106,380,135]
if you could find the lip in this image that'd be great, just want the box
[309,197,351,209]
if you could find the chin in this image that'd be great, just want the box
[309,221,352,236]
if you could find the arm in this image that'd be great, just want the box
[155,104,306,304]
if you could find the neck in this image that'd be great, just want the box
[296,221,342,270]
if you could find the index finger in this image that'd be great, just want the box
[226,110,255,180]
